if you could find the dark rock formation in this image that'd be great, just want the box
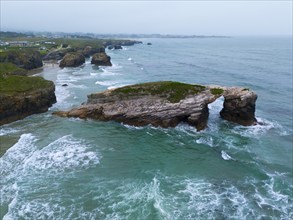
[147,43,152,45]
[220,87,257,126]
[62,84,68,87]
[107,45,123,50]
[102,40,142,48]
[82,46,105,58]
[59,53,85,68]
[91,52,112,66]
[43,48,76,61]
[107,45,114,50]
[0,77,56,125]
[114,45,123,50]
[0,50,43,70]
[54,82,258,130]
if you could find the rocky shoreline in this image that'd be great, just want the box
[1,38,258,129]
[54,82,257,131]
[0,38,141,125]
[0,77,56,125]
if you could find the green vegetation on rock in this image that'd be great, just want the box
[53,38,103,49]
[0,49,43,70]
[0,63,26,76]
[114,81,206,103]
[0,75,53,95]
[210,88,224,95]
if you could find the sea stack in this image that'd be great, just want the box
[91,52,112,66]
[59,52,85,68]
[220,87,257,126]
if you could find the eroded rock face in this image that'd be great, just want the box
[59,53,85,68]
[91,52,112,66]
[43,48,76,61]
[0,50,43,70]
[53,82,258,130]
[220,88,257,126]
[82,46,105,58]
[0,82,56,125]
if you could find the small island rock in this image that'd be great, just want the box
[59,53,85,68]
[91,52,112,66]
[53,81,258,131]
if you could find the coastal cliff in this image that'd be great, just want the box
[0,49,43,70]
[0,75,56,125]
[54,81,257,130]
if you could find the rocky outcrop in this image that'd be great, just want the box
[59,53,85,68]
[0,49,43,70]
[0,77,56,125]
[107,45,123,50]
[91,52,112,66]
[82,46,105,58]
[53,82,257,130]
[220,87,257,126]
[43,48,76,61]
[54,82,258,130]
[102,40,142,47]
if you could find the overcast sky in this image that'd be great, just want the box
[1,0,292,35]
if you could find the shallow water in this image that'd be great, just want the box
[1,37,292,219]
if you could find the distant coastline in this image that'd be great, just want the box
[0,30,230,40]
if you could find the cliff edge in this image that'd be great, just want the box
[0,75,56,125]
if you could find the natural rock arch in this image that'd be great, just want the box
[54,82,257,131]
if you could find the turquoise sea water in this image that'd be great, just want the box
[0,37,292,219]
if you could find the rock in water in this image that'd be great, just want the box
[220,87,257,126]
[53,81,258,131]
[91,52,112,66]
[59,53,85,68]
[114,45,123,50]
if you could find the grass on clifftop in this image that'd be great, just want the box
[0,63,26,76]
[114,81,206,103]
[0,75,53,95]
[210,88,224,95]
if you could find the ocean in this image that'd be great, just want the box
[0,37,292,219]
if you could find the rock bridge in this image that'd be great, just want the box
[54,81,257,131]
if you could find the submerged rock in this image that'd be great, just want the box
[91,52,112,66]
[59,52,85,68]
[54,81,257,131]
